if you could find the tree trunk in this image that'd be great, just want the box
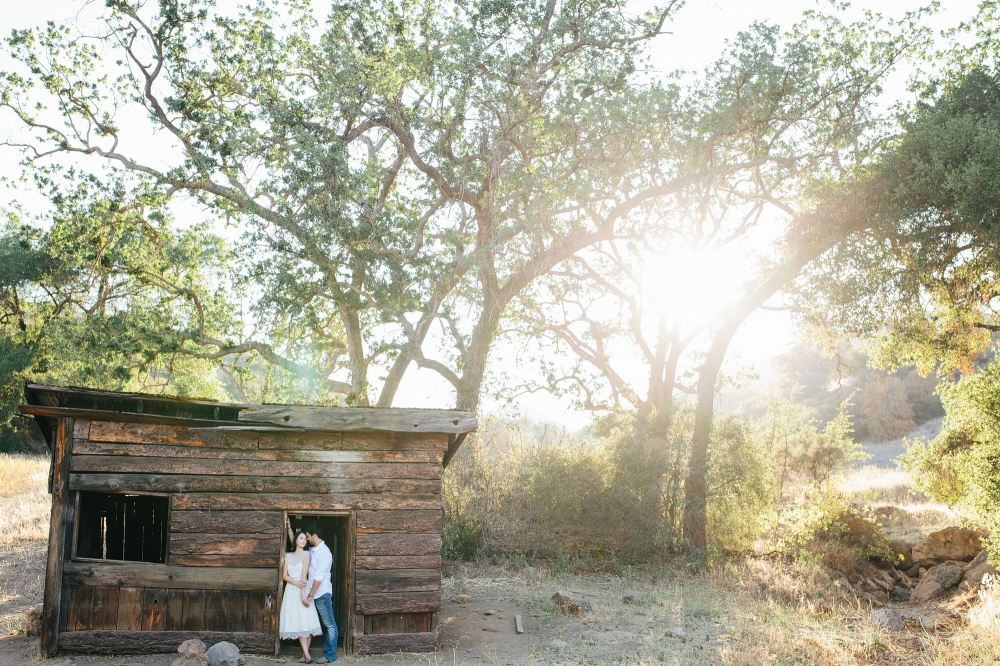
[681,199,869,551]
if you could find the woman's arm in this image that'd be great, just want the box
[298,554,311,593]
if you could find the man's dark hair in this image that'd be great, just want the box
[305,522,324,540]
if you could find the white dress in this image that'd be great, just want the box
[279,553,323,639]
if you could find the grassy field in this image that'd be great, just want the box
[0,453,48,637]
[1,454,999,664]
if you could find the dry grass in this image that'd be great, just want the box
[0,454,49,636]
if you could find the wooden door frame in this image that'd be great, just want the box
[277,510,355,656]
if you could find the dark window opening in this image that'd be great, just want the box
[76,491,168,563]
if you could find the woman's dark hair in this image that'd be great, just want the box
[289,530,308,552]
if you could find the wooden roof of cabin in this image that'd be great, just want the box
[20,383,478,438]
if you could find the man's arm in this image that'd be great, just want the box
[306,545,331,601]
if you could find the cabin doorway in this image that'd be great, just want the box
[281,513,352,655]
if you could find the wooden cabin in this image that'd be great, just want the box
[20,383,476,658]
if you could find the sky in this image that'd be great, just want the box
[0,0,984,426]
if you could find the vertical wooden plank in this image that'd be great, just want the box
[116,587,143,631]
[247,590,276,634]
[164,590,185,631]
[275,512,286,657]
[41,417,73,657]
[70,586,94,631]
[91,586,119,630]
[346,510,357,653]
[141,588,167,631]
[181,590,206,631]
[58,586,70,632]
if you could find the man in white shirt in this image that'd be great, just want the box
[305,522,337,663]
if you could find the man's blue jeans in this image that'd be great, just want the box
[313,594,338,662]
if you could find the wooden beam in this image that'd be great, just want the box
[239,405,477,434]
[20,405,255,429]
[56,630,273,654]
[356,556,442,570]
[169,493,441,512]
[68,473,441,495]
[355,591,441,614]
[170,510,283,535]
[355,569,441,594]
[41,417,73,657]
[356,510,443,534]
[352,631,439,655]
[70,455,442,480]
[356,533,442,556]
[62,561,277,590]
[73,440,443,464]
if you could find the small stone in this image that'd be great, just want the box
[911,578,946,604]
[671,627,685,638]
[835,577,851,589]
[920,614,946,630]
[24,606,41,636]
[871,609,904,631]
[550,639,567,649]
[484,610,496,615]
[451,594,472,604]
[173,639,209,666]
[551,591,592,617]
[891,586,911,602]
[206,641,244,666]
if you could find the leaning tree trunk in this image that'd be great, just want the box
[681,197,870,551]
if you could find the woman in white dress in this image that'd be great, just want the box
[280,531,323,663]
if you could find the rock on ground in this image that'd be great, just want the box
[172,639,209,666]
[910,563,963,603]
[891,586,911,602]
[551,591,592,617]
[206,641,244,666]
[963,549,998,586]
[450,594,472,604]
[891,539,913,569]
[871,609,904,631]
[911,527,982,566]
[550,639,567,649]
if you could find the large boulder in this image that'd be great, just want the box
[910,563,964,603]
[551,591,592,617]
[206,641,244,666]
[911,527,982,566]
[963,549,998,586]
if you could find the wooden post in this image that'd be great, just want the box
[41,417,73,657]
[345,510,357,654]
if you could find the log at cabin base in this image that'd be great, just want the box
[21,383,475,657]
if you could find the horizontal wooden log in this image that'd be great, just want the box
[171,510,283,535]
[57,630,273,654]
[170,554,278,568]
[69,473,441,495]
[73,440,443,463]
[169,533,281,556]
[239,404,476,434]
[259,431,447,452]
[356,591,442,614]
[356,533,441,557]
[63,561,277,591]
[88,420,260,449]
[356,556,442,570]
[356,510,442,534]
[19,406,250,430]
[353,631,439,655]
[170,493,441,512]
[70,455,442,480]
[356,569,441,594]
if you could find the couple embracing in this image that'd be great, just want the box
[279,523,337,664]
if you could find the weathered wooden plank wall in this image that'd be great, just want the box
[55,418,445,655]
